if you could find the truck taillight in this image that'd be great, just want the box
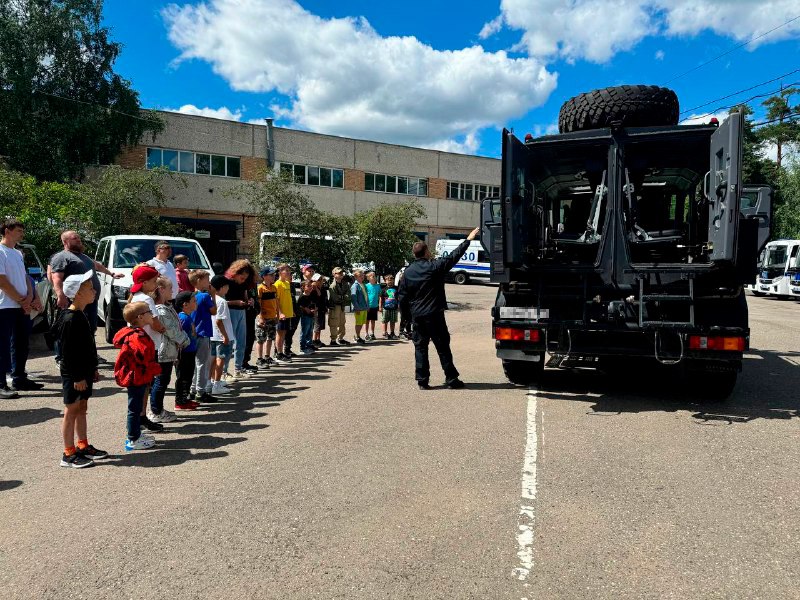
[494,327,541,342]
[688,335,745,352]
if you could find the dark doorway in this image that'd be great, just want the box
[163,217,240,268]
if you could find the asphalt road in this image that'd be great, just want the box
[0,285,797,599]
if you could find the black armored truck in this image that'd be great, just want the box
[482,85,772,399]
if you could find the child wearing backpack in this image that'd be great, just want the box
[114,302,162,452]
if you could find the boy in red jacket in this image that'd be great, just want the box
[114,301,162,451]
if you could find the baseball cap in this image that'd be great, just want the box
[63,271,93,300]
[301,263,316,273]
[260,266,275,277]
[130,264,159,294]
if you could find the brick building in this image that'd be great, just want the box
[115,111,500,266]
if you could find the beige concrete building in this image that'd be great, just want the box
[115,111,500,265]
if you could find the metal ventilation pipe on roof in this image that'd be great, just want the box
[265,118,275,168]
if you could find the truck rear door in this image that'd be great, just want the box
[740,185,772,253]
[501,129,535,267]
[707,111,743,262]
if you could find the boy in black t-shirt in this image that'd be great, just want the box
[53,272,106,468]
[297,281,317,355]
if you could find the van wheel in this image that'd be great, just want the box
[105,313,115,344]
[503,356,544,386]
[453,272,469,285]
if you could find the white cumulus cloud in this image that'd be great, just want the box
[481,0,800,63]
[167,104,243,121]
[679,110,730,125]
[162,0,557,150]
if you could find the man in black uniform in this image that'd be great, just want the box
[397,227,479,390]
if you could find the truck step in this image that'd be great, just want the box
[641,295,693,302]
[641,321,695,329]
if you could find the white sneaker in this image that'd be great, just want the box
[234,369,250,379]
[125,436,155,451]
[212,381,232,395]
[224,371,240,383]
[148,409,177,423]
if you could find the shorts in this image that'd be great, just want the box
[256,319,278,343]
[315,310,326,333]
[367,307,379,321]
[210,340,232,359]
[381,308,398,323]
[62,377,93,405]
[277,318,293,332]
[354,310,368,326]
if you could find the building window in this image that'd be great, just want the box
[278,162,344,188]
[365,172,428,197]
[146,147,240,178]
[448,181,499,201]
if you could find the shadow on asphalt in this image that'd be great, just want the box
[91,347,367,468]
[0,480,23,492]
[533,348,800,423]
[0,406,62,428]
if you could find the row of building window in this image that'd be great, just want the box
[447,182,500,202]
[279,162,345,188]
[365,173,429,197]
[146,148,241,178]
[144,150,498,201]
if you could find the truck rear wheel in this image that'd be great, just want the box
[558,85,679,133]
[453,272,469,285]
[503,356,544,386]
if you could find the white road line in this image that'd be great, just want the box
[514,386,539,595]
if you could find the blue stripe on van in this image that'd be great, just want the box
[455,263,491,272]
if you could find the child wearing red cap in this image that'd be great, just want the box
[129,264,167,433]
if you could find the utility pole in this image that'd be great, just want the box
[777,82,784,170]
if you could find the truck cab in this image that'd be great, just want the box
[483,108,771,400]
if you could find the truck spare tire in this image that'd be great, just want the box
[558,85,679,133]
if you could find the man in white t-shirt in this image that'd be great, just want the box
[0,219,40,398]
[146,240,178,300]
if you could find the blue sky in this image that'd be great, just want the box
[103,0,800,158]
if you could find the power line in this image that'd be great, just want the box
[751,110,800,128]
[680,68,800,115]
[664,14,800,85]
[684,82,800,123]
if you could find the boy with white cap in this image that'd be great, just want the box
[52,271,105,468]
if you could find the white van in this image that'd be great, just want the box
[754,239,800,299]
[435,239,490,285]
[94,235,213,342]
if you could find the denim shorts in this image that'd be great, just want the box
[210,340,232,358]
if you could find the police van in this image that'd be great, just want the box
[435,239,490,284]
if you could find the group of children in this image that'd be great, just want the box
[55,259,410,468]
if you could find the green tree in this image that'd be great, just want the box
[0,168,85,258]
[757,87,800,170]
[734,104,777,185]
[0,0,162,181]
[230,169,347,272]
[81,166,185,244]
[351,200,426,275]
[775,157,800,239]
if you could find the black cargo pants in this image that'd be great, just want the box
[412,312,459,385]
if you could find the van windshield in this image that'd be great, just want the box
[112,239,210,269]
[763,245,788,268]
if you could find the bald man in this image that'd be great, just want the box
[50,231,122,333]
